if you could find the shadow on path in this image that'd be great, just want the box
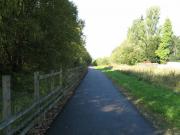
[46,68,156,135]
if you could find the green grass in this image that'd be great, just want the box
[112,64,180,92]
[0,73,34,122]
[0,72,60,122]
[0,69,80,121]
[96,66,180,132]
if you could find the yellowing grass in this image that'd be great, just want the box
[112,64,180,92]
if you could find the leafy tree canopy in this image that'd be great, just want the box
[0,0,91,73]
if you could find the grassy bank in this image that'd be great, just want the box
[96,66,180,133]
[113,64,180,92]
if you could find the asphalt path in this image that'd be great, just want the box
[46,67,156,135]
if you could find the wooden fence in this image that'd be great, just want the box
[0,66,87,135]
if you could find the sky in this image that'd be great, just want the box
[71,0,180,59]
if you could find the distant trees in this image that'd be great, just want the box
[108,6,180,65]
[111,41,144,65]
[93,57,110,66]
[127,7,161,63]
[156,19,173,63]
[0,0,91,73]
[170,36,180,61]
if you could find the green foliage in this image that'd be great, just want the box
[110,6,162,65]
[156,19,173,63]
[144,7,161,62]
[92,60,97,66]
[145,6,160,36]
[128,6,161,62]
[111,41,145,65]
[0,0,91,73]
[94,57,110,66]
[169,36,180,61]
[110,6,178,65]
[127,17,146,46]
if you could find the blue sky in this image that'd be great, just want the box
[71,0,180,59]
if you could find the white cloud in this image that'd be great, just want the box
[71,0,180,59]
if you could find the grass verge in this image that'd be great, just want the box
[96,66,180,134]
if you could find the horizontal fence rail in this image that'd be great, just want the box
[0,66,87,135]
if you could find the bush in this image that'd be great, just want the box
[94,57,110,66]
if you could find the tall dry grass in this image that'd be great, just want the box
[112,64,180,92]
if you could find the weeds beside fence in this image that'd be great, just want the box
[0,66,87,135]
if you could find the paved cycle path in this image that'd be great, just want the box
[46,68,156,135]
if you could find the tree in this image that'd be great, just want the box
[145,6,160,36]
[111,41,144,65]
[155,18,173,63]
[94,57,110,66]
[145,6,161,61]
[127,17,146,47]
[169,36,180,61]
[0,0,91,73]
[127,6,161,62]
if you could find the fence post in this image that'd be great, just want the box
[34,72,40,102]
[34,72,41,127]
[2,75,11,135]
[78,67,82,80]
[59,68,63,88]
[51,70,55,91]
